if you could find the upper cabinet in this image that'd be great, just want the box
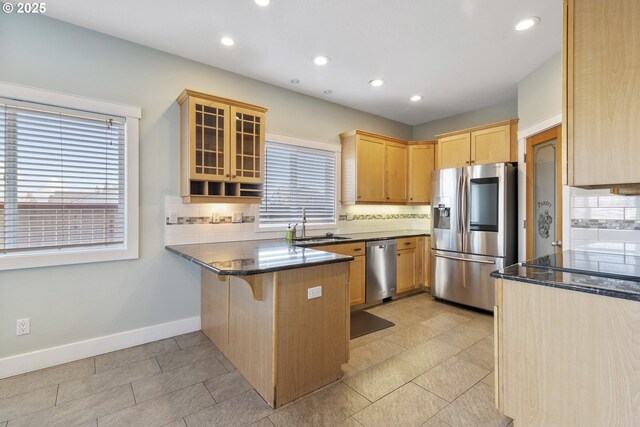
[563,0,640,189]
[436,119,518,169]
[408,142,436,204]
[341,130,408,204]
[177,90,267,203]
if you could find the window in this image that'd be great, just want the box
[259,139,337,227]
[0,82,140,270]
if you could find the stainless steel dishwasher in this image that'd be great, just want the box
[365,239,397,304]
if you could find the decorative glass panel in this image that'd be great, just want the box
[533,139,557,257]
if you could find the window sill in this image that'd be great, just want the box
[0,245,139,271]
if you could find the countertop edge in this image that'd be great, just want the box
[297,231,430,247]
[166,245,353,276]
[491,269,640,303]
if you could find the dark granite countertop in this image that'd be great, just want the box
[491,251,640,302]
[166,239,352,276]
[294,230,430,247]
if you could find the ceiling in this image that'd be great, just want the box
[44,0,562,126]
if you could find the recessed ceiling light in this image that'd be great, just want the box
[323,90,333,94]
[369,79,384,87]
[410,95,422,102]
[515,17,540,31]
[255,0,270,6]
[290,79,300,84]
[313,55,330,66]
[220,37,234,46]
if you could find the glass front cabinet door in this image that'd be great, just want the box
[230,106,265,184]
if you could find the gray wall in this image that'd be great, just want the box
[517,52,562,130]
[0,13,411,358]
[412,98,518,140]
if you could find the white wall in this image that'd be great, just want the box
[412,98,518,140]
[517,52,562,130]
[0,12,412,361]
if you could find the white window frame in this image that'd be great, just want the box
[256,133,341,232]
[0,81,141,271]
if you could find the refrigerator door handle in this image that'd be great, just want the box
[462,176,469,232]
[434,253,496,265]
[456,175,463,233]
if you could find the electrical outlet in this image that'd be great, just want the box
[16,318,30,336]
[169,211,178,224]
[307,286,322,300]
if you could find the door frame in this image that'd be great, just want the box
[526,125,563,259]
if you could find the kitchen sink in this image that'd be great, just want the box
[292,234,351,245]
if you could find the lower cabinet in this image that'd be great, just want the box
[348,256,366,306]
[495,278,640,424]
[396,237,418,294]
[318,242,366,307]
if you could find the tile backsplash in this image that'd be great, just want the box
[571,188,640,256]
[164,196,431,246]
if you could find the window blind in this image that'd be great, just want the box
[0,99,126,253]
[259,142,336,226]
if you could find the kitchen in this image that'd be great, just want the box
[0,0,639,426]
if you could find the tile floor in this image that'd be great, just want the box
[0,292,513,427]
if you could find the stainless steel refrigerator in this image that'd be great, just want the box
[430,163,517,311]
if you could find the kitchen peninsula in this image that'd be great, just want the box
[491,251,640,425]
[166,240,352,408]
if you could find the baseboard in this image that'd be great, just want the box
[0,316,201,379]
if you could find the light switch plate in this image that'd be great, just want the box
[169,211,178,224]
[307,286,322,299]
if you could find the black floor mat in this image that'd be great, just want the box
[350,310,395,339]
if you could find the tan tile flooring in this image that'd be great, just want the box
[0,292,513,427]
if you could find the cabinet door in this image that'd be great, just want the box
[416,236,425,286]
[230,106,265,183]
[424,237,431,288]
[356,137,386,202]
[438,133,471,169]
[408,145,435,204]
[567,0,640,187]
[190,98,229,181]
[471,124,512,165]
[396,248,416,293]
[386,142,408,203]
[349,256,366,306]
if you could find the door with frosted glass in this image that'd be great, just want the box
[526,125,562,258]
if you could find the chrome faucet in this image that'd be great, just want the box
[301,207,307,239]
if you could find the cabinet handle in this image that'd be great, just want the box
[353,248,362,252]
[386,197,390,200]
[357,195,361,199]
[465,161,470,164]
[232,174,237,178]
[470,160,475,164]
[410,197,413,200]
[225,174,230,178]
[404,242,411,245]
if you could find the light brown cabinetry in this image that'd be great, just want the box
[202,263,349,408]
[177,89,267,203]
[340,130,408,204]
[424,237,431,288]
[563,0,640,189]
[317,242,366,306]
[495,278,640,424]
[396,237,418,294]
[436,120,518,169]
[408,143,436,204]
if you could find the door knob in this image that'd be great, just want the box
[551,241,563,247]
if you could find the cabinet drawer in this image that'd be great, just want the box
[396,237,417,250]
[317,242,366,256]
